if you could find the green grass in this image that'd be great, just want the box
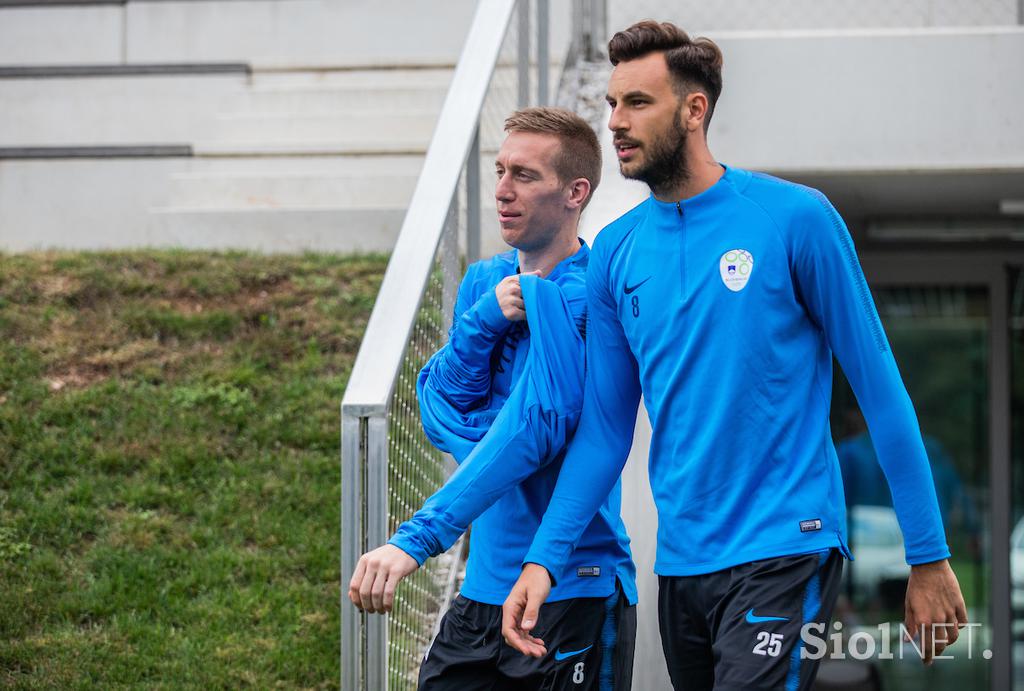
[0,250,387,689]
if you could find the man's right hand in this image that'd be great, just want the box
[348,544,419,614]
[501,563,553,657]
[495,271,541,321]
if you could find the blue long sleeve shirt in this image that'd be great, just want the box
[522,165,950,581]
[389,244,637,605]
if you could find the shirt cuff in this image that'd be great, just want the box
[905,545,952,566]
[388,527,433,566]
[471,288,511,334]
[522,553,562,587]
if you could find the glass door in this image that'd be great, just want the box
[1010,268,1024,690]
[830,284,991,690]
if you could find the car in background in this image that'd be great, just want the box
[845,505,912,610]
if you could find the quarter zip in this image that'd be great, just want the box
[677,201,686,300]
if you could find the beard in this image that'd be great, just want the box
[620,109,690,195]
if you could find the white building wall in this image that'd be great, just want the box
[0,6,124,65]
[612,0,1019,33]
[709,27,1024,174]
[0,1,574,69]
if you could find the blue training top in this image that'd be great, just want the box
[520,164,950,581]
[389,243,637,605]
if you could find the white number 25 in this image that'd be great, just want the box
[752,631,784,657]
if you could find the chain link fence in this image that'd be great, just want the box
[610,0,1021,33]
[380,216,462,691]
[341,2,572,688]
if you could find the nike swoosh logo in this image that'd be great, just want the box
[623,277,652,294]
[745,608,789,624]
[554,644,593,661]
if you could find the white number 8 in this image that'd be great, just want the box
[573,661,585,684]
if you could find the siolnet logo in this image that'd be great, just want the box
[720,249,754,292]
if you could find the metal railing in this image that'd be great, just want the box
[340,1,585,688]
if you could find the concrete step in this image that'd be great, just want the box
[192,141,429,157]
[181,154,426,176]
[243,83,448,114]
[249,67,455,89]
[0,74,247,147]
[194,111,436,155]
[0,1,479,67]
[147,207,408,253]
[211,110,436,142]
[165,171,419,208]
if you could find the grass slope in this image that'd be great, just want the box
[0,251,386,689]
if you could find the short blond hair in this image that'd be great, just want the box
[504,107,601,209]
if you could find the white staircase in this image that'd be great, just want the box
[146,67,451,252]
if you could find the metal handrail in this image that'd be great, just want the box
[341,2,548,689]
[341,1,519,419]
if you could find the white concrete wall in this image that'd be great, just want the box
[619,405,672,691]
[124,0,478,67]
[0,0,574,69]
[612,0,1020,33]
[0,75,247,147]
[0,156,418,253]
[709,27,1024,173]
[0,6,124,65]
[0,158,190,250]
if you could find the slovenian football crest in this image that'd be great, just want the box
[719,249,754,292]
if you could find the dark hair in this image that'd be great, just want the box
[608,20,724,131]
[504,107,602,209]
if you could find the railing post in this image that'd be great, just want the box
[537,0,549,105]
[365,414,389,691]
[341,414,365,691]
[467,126,481,266]
[517,0,531,107]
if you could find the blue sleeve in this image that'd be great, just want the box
[423,264,511,414]
[790,190,950,565]
[416,266,511,462]
[522,243,642,582]
[390,276,587,565]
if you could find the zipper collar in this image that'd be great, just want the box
[646,163,745,221]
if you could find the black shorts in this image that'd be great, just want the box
[418,582,636,690]
[658,549,843,691]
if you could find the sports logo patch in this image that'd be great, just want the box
[800,519,822,533]
[719,249,754,292]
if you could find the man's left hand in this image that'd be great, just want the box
[502,563,553,657]
[348,544,419,614]
[903,558,967,664]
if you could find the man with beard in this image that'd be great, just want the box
[498,21,968,690]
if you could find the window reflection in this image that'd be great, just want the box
[829,286,990,690]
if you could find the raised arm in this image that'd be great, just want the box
[420,264,512,418]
